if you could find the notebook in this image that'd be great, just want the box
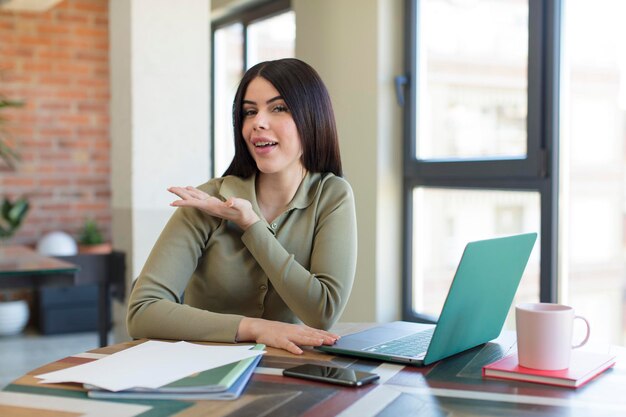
[482,350,616,388]
[317,232,537,366]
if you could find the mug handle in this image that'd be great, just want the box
[572,315,591,349]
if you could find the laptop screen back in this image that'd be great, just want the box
[423,232,537,365]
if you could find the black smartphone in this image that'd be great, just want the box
[283,364,379,387]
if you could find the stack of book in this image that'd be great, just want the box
[86,344,264,400]
[482,350,616,388]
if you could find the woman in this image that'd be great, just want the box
[127,58,357,354]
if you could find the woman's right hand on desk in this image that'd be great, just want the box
[236,317,339,355]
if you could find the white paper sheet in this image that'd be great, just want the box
[35,341,264,392]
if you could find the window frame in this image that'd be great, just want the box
[210,0,291,178]
[402,0,562,323]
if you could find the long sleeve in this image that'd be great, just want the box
[126,180,245,343]
[126,173,358,342]
[241,175,357,329]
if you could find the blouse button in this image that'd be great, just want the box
[259,284,267,291]
[270,222,277,229]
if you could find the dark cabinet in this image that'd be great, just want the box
[37,251,125,344]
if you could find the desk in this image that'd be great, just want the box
[0,245,119,347]
[1,326,625,417]
[0,245,78,288]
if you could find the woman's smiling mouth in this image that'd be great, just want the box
[254,141,277,148]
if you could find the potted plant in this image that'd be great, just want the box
[0,96,23,170]
[78,218,111,254]
[0,77,30,336]
[0,290,30,336]
[0,84,28,239]
[0,196,29,240]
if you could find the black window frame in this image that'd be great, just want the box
[210,0,291,178]
[402,0,562,323]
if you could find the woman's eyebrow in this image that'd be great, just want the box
[266,95,283,104]
[242,95,283,105]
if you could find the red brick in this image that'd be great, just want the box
[54,89,89,99]
[38,49,72,60]
[74,26,106,38]
[37,23,72,36]
[0,20,16,30]
[77,101,106,112]
[1,0,110,246]
[56,62,92,75]
[3,177,35,187]
[38,74,73,85]
[94,16,108,27]
[74,50,107,62]
[72,0,107,14]
[39,127,73,136]
[76,78,107,88]
[2,73,33,83]
[17,35,54,46]
[55,11,89,24]
[57,38,93,49]
[23,62,53,72]
[38,101,72,111]
[58,114,91,125]
[76,126,107,136]
[76,177,107,187]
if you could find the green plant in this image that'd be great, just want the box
[0,96,24,170]
[78,219,104,245]
[0,196,30,239]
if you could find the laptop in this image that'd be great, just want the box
[317,232,537,366]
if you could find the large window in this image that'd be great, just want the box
[211,1,295,177]
[404,0,558,328]
[406,0,626,345]
[561,0,626,344]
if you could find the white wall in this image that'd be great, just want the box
[110,0,211,341]
[293,0,403,322]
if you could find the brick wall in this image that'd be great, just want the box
[0,0,110,246]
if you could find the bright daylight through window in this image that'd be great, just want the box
[409,0,626,345]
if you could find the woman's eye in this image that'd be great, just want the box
[243,108,256,117]
[272,104,288,113]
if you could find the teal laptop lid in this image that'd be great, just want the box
[423,232,537,365]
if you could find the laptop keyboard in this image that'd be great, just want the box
[363,328,435,357]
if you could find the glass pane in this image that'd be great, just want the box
[562,0,626,345]
[412,188,540,329]
[416,0,528,160]
[213,23,243,177]
[247,11,295,68]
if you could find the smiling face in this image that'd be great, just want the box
[241,77,304,178]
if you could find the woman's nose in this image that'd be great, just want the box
[252,112,268,130]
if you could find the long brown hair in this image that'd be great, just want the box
[223,58,343,178]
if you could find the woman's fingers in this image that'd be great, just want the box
[167,186,191,199]
[184,186,209,200]
[283,341,303,355]
[238,318,339,355]
[269,326,334,353]
[166,187,259,230]
[168,186,207,201]
[298,327,339,345]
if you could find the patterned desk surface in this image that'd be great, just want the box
[1,324,625,417]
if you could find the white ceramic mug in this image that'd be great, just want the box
[515,303,590,370]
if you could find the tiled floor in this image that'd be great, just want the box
[0,328,101,389]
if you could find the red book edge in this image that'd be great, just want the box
[482,351,617,388]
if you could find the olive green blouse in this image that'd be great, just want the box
[126,172,357,342]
